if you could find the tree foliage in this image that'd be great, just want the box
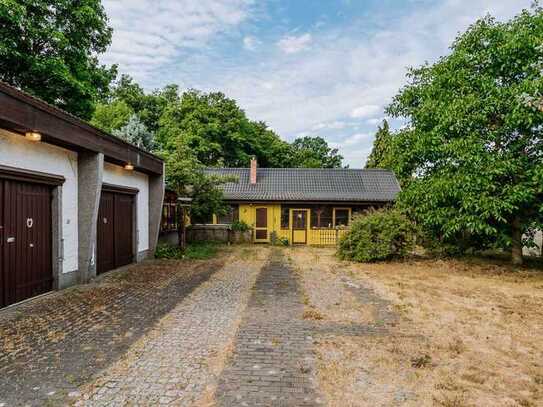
[156,90,292,167]
[365,120,393,169]
[163,140,234,223]
[90,100,133,133]
[290,136,344,168]
[112,114,155,152]
[92,75,343,169]
[338,209,416,262]
[109,75,180,133]
[0,0,116,119]
[387,6,543,263]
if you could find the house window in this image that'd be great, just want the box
[310,206,333,228]
[281,206,290,229]
[216,204,239,224]
[334,208,351,227]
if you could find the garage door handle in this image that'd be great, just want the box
[7,237,15,243]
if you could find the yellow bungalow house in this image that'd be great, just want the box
[197,159,401,245]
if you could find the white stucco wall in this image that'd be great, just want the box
[0,128,79,273]
[103,162,149,252]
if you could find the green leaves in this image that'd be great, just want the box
[386,5,543,259]
[289,136,344,168]
[338,209,417,262]
[366,120,393,169]
[0,0,115,119]
[90,100,133,133]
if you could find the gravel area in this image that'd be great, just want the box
[75,247,268,406]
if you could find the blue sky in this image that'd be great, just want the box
[102,0,532,167]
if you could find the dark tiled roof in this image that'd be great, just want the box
[202,168,401,202]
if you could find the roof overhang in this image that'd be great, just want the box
[222,199,394,205]
[0,82,163,176]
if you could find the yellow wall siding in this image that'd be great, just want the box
[237,203,346,245]
[239,204,282,242]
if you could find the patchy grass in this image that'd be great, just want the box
[183,242,222,260]
[155,242,223,260]
[290,246,543,406]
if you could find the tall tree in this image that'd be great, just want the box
[0,0,116,119]
[290,136,344,168]
[90,100,134,133]
[157,90,292,167]
[388,6,543,264]
[366,120,393,169]
[163,140,235,223]
[109,75,179,133]
[112,114,155,152]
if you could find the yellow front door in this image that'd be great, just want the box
[291,209,308,244]
[254,207,269,242]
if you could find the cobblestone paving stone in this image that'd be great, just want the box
[215,249,325,407]
[75,249,267,406]
[0,258,225,407]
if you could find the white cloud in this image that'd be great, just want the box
[339,146,374,168]
[105,0,532,167]
[311,121,351,131]
[243,36,260,51]
[101,0,254,82]
[366,117,385,126]
[207,0,531,167]
[277,33,312,54]
[350,105,381,119]
[342,132,372,145]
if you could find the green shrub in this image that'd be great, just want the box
[338,209,416,262]
[231,220,251,232]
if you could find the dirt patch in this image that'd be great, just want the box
[290,246,543,406]
[289,248,375,325]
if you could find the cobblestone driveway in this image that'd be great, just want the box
[1,246,395,407]
[0,251,240,406]
[215,250,324,406]
[75,249,267,406]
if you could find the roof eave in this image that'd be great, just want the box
[0,81,163,175]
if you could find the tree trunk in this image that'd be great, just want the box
[511,216,523,266]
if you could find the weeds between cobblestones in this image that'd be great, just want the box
[1,245,401,407]
[75,248,267,406]
[0,258,224,406]
[215,249,325,407]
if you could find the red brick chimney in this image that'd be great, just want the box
[250,157,257,185]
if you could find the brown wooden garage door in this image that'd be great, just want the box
[1,179,53,308]
[97,188,135,275]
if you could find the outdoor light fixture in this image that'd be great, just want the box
[124,163,134,171]
[25,131,41,142]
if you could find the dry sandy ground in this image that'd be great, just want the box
[287,247,543,407]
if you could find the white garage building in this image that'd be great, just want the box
[0,82,164,308]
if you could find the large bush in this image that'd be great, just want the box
[338,209,416,262]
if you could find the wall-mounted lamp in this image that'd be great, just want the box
[124,163,134,171]
[25,131,42,142]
